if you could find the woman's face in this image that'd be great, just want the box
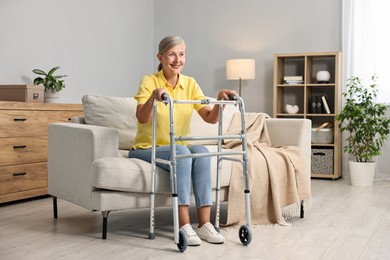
[158,43,186,77]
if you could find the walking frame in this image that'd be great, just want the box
[149,94,252,252]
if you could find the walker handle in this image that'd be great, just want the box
[228,94,238,101]
[161,93,169,102]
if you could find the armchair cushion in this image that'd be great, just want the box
[90,146,233,194]
[82,95,138,150]
[90,157,172,194]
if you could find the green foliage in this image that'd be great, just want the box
[335,75,390,162]
[32,66,66,92]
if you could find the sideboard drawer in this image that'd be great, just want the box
[0,137,47,166]
[0,162,47,195]
[47,111,84,123]
[0,110,47,137]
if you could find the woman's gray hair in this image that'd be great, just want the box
[158,35,185,71]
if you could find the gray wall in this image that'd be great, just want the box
[154,0,341,114]
[0,0,388,179]
[0,0,155,102]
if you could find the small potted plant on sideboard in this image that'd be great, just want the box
[32,66,66,103]
[335,75,390,186]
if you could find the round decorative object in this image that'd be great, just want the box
[316,70,330,83]
[285,104,299,114]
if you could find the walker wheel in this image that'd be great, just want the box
[238,225,252,246]
[177,229,188,252]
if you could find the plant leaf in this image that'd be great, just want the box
[32,69,46,75]
[48,66,60,76]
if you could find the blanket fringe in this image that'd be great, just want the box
[281,197,312,221]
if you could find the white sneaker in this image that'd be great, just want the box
[180,224,201,246]
[197,223,225,244]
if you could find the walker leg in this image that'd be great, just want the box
[214,188,221,233]
[149,192,156,239]
[214,159,223,232]
[214,105,223,232]
[173,195,187,252]
[172,195,179,244]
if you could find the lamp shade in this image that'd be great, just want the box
[226,59,256,80]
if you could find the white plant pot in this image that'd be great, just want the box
[349,161,376,187]
[44,89,60,103]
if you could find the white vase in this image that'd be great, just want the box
[349,161,376,186]
[44,89,60,103]
[316,70,331,83]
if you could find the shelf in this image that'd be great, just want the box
[311,173,341,180]
[307,114,335,116]
[306,83,335,88]
[275,113,305,117]
[311,143,335,147]
[277,84,305,87]
[273,52,342,179]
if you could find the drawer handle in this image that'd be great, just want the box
[313,152,326,156]
[13,145,27,149]
[13,118,27,122]
[13,172,27,177]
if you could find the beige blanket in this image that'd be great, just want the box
[222,113,311,226]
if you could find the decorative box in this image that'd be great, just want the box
[311,148,334,175]
[0,84,44,103]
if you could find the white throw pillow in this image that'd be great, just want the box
[82,95,137,150]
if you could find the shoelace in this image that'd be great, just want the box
[181,225,197,237]
[203,223,219,235]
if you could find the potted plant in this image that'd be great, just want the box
[335,75,390,186]
[32,66,66,103]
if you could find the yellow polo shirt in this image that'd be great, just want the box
[132,70,207,149]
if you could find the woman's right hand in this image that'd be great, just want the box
[153,88,167,102]
[136,88,167,124]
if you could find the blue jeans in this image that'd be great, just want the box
[128,145,212,207]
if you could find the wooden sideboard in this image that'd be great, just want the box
[0,101,83,203]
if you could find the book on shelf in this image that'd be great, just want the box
[284,80,304,84]
[311,94,332,114]
[311,95,317,113]
[310,95,323,114]
[316,95,322,114]
[321,95,331,114]
[283,76,304,84]
[284,76,303,81]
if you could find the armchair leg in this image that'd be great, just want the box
[102,211,110,239]
[52,196,58,219]
[300,200,304,218]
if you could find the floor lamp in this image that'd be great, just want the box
[226,59,255,96]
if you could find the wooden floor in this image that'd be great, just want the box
[1,179,389,260]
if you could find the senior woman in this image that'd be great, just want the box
[129,35,236,246]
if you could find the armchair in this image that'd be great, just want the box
[48,95,311,239]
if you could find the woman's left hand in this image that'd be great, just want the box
[217,89,238,100]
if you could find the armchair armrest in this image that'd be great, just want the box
[266,118,312,173]
[48,123,119,210]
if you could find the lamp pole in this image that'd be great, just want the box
[239,78,242,96]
